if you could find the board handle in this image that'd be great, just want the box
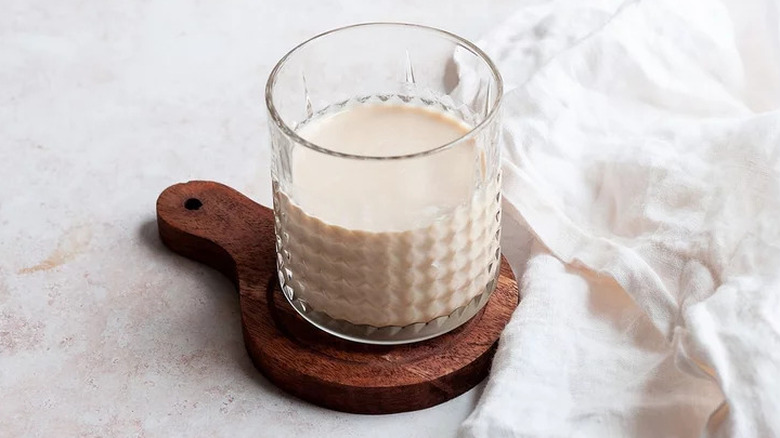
[155,181,277,289]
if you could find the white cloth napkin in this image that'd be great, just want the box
[459,0,780,436]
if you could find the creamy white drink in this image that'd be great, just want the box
[274,103,500,327]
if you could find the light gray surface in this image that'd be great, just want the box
[0,1,518,436]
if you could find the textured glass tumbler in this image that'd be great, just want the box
[266,23,502,344]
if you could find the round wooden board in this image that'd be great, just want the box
[156,181,519,414]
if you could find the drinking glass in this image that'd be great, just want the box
[266,23,503,344]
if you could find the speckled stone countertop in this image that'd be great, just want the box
[0,1,518,436]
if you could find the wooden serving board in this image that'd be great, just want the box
[156,181,519,414]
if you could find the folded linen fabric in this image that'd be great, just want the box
[460,0,780,436]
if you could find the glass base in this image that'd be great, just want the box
[278,264,501,345]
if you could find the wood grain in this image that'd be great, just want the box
[156,180,519,414]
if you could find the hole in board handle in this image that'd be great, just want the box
[184,198,203,211]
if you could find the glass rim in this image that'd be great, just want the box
[264,22,503,161]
